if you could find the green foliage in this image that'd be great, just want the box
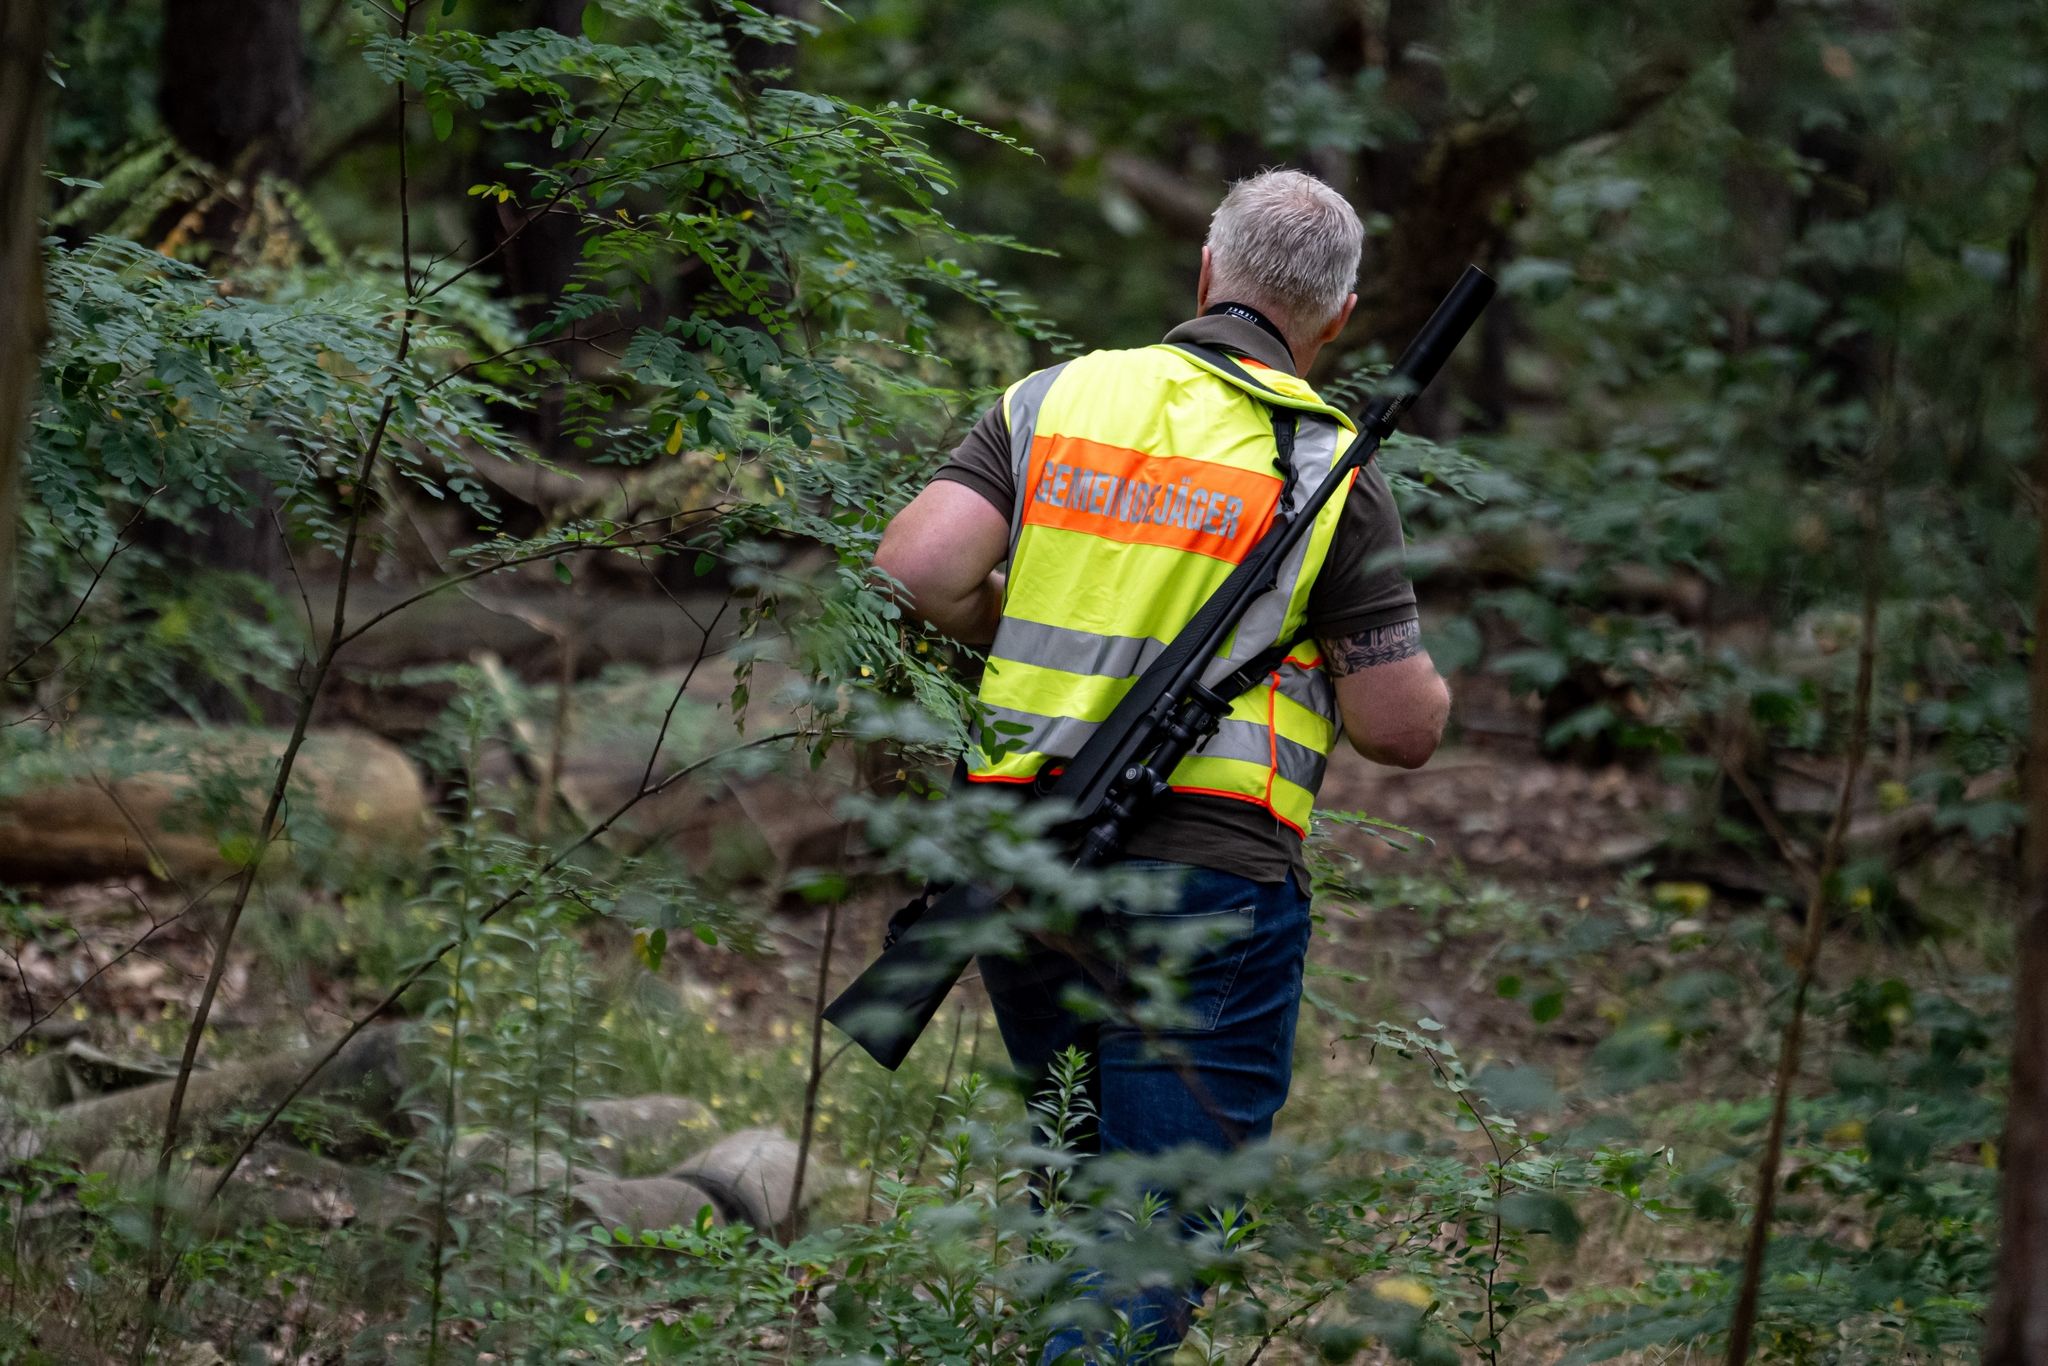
[1403,0,2048,848]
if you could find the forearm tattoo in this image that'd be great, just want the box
[1321,618,1422,676]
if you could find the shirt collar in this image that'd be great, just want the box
[1160,311,1299,376]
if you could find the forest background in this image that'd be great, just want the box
[1,0,2047,1362]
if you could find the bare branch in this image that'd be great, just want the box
[3,491,161,683]
[1725,442,1887,1366]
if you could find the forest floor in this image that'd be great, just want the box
[1,716,2002,1363]
[5,732,1693,1067]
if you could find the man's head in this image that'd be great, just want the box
[1198,169,1362,373]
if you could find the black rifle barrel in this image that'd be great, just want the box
[1356,264,1499,439]
[824,266,1496,1071]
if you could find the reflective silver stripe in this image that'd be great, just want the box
[1205,414,1347,688]
[983,705,1326,788]
[1199,719,1326,789]
[1003,363,1070,547]
[1275,655,1335,719]
[988,618,1168,680]
[982,705,1099,763]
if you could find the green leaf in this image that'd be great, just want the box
[430,100,454,143]
[795,872,849,903]
[1497,1190,1582,1247]
[632,927,667,972]
[1530,990,1564,1023]
[1474,1063,1559,1117]
[554,560,572,584]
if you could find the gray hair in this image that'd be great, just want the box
[1204,170,1363,333]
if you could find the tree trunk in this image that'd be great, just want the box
[152,0,307,718]
[0,0,51,672]
[1725,0,1788,355]
[1985,163,2048,1366]
[160,0,306,183]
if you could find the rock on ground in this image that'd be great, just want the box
[669,1127,839,1238]
[577,1094,714,1174]
[570,1175,724,1235]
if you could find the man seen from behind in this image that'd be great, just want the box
[874,169,1452,1362]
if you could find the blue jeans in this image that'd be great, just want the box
[977,859,1314,1363]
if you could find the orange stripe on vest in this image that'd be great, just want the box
[1021,433,1280,563]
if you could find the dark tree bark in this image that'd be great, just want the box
[1724,0,1790,357]
[1338,42,1696,368]
[0,0,52,670]
[476,0,586,318]
[1984,164,2048,1366]
[1355,0,1449,218]
[160,0,306,182]
[459,0,586,479]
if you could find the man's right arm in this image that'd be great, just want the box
[1307,463,1448,770]
[873,402,1016,645]
[874,482,1010,645]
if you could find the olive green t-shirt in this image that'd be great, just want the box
[933,312,1422,887]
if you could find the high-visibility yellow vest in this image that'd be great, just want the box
[966,343,1356,835]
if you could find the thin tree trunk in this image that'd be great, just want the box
[1725,0,1786,355]
[1722,470,1882,1365]
[0,0,51,671]
[1983,161,2048,1366]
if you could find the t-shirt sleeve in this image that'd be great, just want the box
[1305,461,1420,640]
[930,402,1013,516]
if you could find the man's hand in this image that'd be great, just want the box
[1320,619,1449,769]
[874,480,1011,645]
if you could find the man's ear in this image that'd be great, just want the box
[1196,246,1213,313]
[1318,292,1358,345]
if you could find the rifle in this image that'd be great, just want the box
[826,266,1497,1070]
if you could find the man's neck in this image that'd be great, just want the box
[1203,301,1297,371]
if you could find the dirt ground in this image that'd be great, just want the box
[0,729,1703,1053]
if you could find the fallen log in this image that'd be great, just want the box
[86,1147,342,1233]
[31,1023,414,1165]
[0,725,431,884]
[324,579,737,675]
